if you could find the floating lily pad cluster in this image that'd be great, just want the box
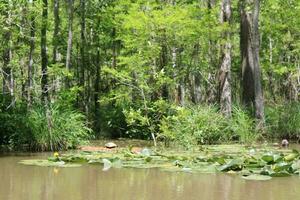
[19,145,300,181]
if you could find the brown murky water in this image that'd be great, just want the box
[1,153,300,200]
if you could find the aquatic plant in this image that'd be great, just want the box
[19,145,300,181]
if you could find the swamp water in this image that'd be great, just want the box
[1,146,300,200]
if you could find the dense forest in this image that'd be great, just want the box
[0,0,299,151]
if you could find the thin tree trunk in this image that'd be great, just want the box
[268,37,276,101]
[240,0,264,125]
[160,40,169,100]
[207,0,218,104]
[219,0,232,117]
[28,0,35,107]
[41,0,49,103]
[2,1,13,106]
[52,0,60,63]
[94,49,101,135]
[65,0,74,88]
[191,73,201,103]
[80,0,86,111]
[190,44,202,104]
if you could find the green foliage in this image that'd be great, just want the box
[0,99,91,151]
[0,0,299,149]
[160,105,258,148]
[20,145,300,180]
[0,100,30,147]
[160,106,230,148]
[26,104,91,151]
[123,99,176,140]
[229,106,257,144]
[265,103,300,140]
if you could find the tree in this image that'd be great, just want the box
[52,0,60,63]
[66,0,74,87]
[219,0,232,117]
[240,0,264,125]
[41,0,49,102]
[28,0,35,106]
[1,1,14,106]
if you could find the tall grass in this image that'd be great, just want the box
[160,105,258,149]
[230,106,257,144]
[265,102,300,140]
[27,104,91,151]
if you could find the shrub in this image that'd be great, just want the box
[26,104,91,151]
[160,105,231,149]
[229,106,257,144]
[124,99,176,141]
[0,99,30,148]
[265,102,300,140]
[159,105,260,148]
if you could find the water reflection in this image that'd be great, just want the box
[0,155,300,200]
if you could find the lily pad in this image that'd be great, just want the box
[242,174,272,181]
[261,154,274,163]
[284,153,299,162]
[218,158,244,172]
[19,159,82,168]
[102,158,123,171]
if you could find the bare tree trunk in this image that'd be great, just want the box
[2,1,14,107]
[41,0,49,103]
[160,41,169,100]
[191,73,201,103]
[240,0,264,125]
[28,0,35,106]
[94,49,101,135]
[52,0,60,63]
[171,47,179,104]
[80,0,86,111]
[268,37,276,101]
[219,0,232,117]
[178,79,185,106]
[207,0,218,104]
[65,0,74,88]
[190,44,202,104]
[19,4,27,101]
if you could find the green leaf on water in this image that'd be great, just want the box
[218,158,244,172]
[102,158,112,171]
[242,174,272,181]
[284,153,299,162]
[19,159,82,168]
[102,158,123,171]
[261,154,274,163]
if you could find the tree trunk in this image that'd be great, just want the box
[190,44,202,104]
[268,37,276,101]
[52,0,60,63]
[80,0,86,111]
[2,1,13,106]
[240,0,264,125]
[219,0,232,117]
[65,0,74,88]
[28,0,35,107]
[94,49,101,135]
[41,0,49,103]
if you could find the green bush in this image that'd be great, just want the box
[159,105,258,148]
[26,104,91,151]
[229,106,257,144]
[124,99,176,141]
[265,102,300,140]
[160,105,231,148]
[0,105,30,147]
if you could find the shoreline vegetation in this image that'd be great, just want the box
[0,0,299,152]
[18,143,300,181]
